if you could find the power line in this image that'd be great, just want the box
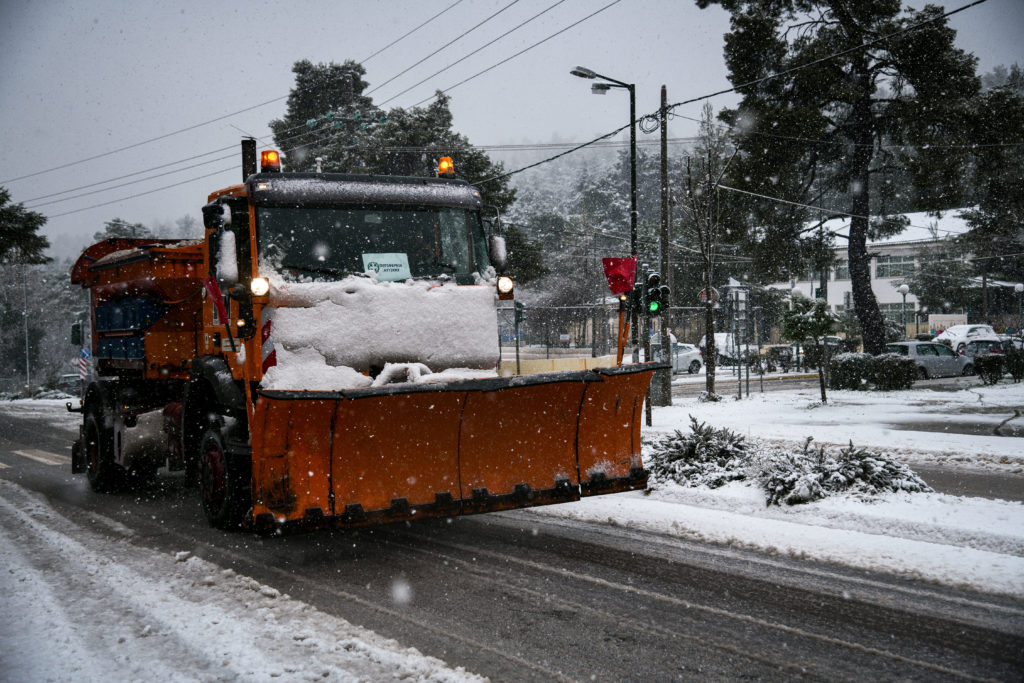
[367,0,525,98]
[4,2,470,187]
[473,0,990,186]
[46,166,236,219]
[0,97,285,186]
[376,0,570,108]
[360,0,467,64]
[669,108,1024,151]
[21,146,238,207]
[411,0,624,107]
[716,183,969,237]
[26,150,240,209]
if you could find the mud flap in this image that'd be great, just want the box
[250,363,661,530]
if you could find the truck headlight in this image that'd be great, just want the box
[497,276,514,295]
[250,277,270,296]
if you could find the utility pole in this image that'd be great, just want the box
[655,85,673,406]
[23,264,31,390]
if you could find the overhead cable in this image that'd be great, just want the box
[367,0,525,97]
[411,0,624,107]
[376,0,570,107]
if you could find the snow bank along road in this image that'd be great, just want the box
[1,392,1023,680]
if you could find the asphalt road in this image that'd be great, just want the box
[2,408,1023,680]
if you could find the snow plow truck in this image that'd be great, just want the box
[69,139,659,532]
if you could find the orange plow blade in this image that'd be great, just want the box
[249,363,662,531]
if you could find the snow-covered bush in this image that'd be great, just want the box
[646,422,932,506]
[753,439,932,505]
[866,353,917,390]
[975,354,1004,385]
[829,352,872,390]
[645,417,749,488]
[1006,347,1024,383]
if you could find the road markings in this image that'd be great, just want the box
[13,449,70,466]
[0,463,8,470]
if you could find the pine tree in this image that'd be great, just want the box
[962,75,1024,286]
[269,60,379,173]
[0,187,50,265]
[92,217,153,242]
[698,0,979,353]
[268,62,516,214]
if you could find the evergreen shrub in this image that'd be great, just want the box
[644,417,749,489]
[1005,347,1024,383]
[975,354,1004,385]
[755,439,932,506]
[644,422,933,506]
[866,353,917,390]
[829,352,872,390]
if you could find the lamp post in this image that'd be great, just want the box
[570,66,637,258]
[572,66,638,350]
[898,284,910,339]
[1015,283,1023,336]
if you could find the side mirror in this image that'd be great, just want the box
[202,202,232,231]
[488,235,507,273]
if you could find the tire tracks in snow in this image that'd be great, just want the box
[0,479,485,682]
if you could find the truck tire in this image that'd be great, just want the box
[199,427,250,529]
[84,411,124,493]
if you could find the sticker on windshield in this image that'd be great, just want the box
[362,253,411,281]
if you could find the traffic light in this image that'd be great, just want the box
[514,301,525,324]
[631,281,644,318]
[646,273,669,316]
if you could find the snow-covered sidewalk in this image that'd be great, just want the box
[528,382,1024,598]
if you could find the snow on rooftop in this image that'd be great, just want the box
[822,208,972,247]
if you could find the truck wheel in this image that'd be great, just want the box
[84,412,123,493]
[199,427,250,529]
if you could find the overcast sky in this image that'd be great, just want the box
[1,0,1022,259]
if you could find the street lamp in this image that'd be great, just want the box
[570,66,637,258]
[572,66,637,348]
[898,284,910,339]
[1015,283,1023,336]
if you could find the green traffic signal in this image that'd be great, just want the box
[648,300,661,314]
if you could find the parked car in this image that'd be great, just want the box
[671,343,703,374]
[760,344,794,372]
[698,332,753,365]
[56,373,80,395]
[962,336,1015,360]
[935,324,997,352]
[883,341,974,379]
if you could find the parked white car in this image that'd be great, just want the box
[671,343,703,374]
[884,341,974,379]
[935,324,996,352]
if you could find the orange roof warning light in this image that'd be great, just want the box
[438,156,455,177]
[261,150,282,173]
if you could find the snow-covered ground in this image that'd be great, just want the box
[0,479,482,682]
[1,381,1023,679]
[529,381,1024,598]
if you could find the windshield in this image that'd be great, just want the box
[256,205,489,283]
